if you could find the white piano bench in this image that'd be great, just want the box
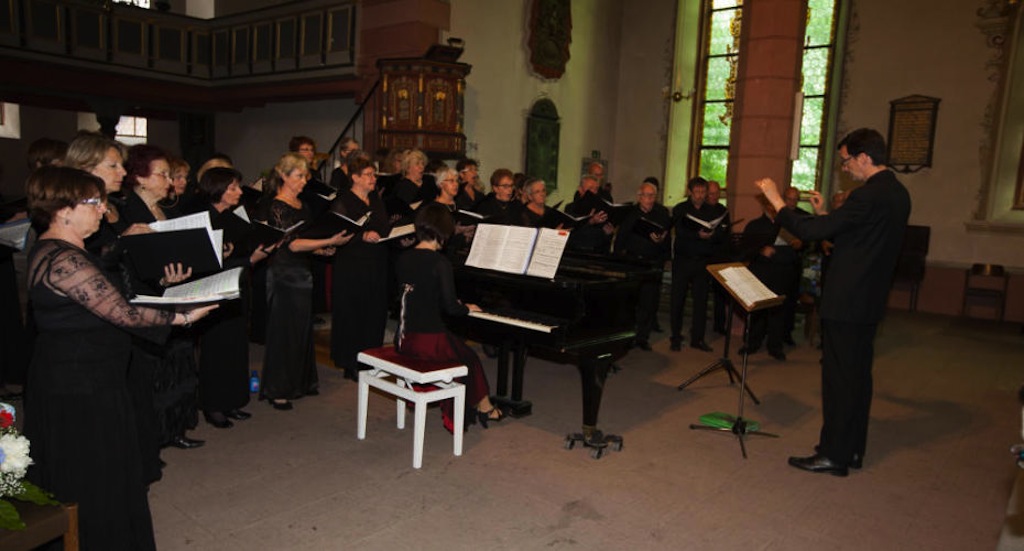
[356,346,469,469]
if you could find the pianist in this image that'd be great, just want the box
[395,203,505,432]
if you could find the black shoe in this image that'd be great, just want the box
[691,340,713,352]
[768,350,787,361]
[269,399,293,411]
[169,435,206,450]
[783,335,796,346]
[669,337,683,352]
[635,340,652,351]
[738,345,760,355]
[203,411,233,429]
[787,453,848,477]
[475,407,505,429]
[224,409,252,421]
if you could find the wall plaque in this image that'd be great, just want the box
[886,95,940,173]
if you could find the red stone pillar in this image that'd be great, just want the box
[725,0,806,229]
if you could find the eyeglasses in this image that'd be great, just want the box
[79,197,106,208]
[154,171,172,180]
[494,183,514,188]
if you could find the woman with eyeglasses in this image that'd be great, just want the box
[121,143,207,457]
[23,166,215,551]
[474,168,524,226]
[520,177,560,228]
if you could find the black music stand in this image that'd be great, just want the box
[676,296,759,405]
[687,263,783,458]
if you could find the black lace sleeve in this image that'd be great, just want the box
[31,241,174,328]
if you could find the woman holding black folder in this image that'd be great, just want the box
[263,153,352,410]
[329,153,391,381]
[521,177,558,227]
[195,167,272,426]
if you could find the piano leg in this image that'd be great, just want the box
[564,353,623,459]
[490,339,533,418]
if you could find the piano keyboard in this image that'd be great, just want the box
[469,310,558,333]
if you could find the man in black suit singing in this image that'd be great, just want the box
[756,128,911,477]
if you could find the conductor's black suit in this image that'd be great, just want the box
[776,169,910,466]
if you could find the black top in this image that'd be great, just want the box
[392,176,439,207]
[475,194,524,226]
[614,203,671,262]
[777,170,910,323]
[330,188,390,259]
[329,167,353,191]
[266,199,312,275]
[455,186,485,211]
[395,248,468,334]
[566,191,612,254]
[671,199,726,259]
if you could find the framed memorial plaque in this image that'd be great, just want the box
[886,95,940,173]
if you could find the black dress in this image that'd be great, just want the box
[121,192,199,448]
[262,199,319,399]
[197,206,253,414]
[329,189,391,378]
[25,239,171,551]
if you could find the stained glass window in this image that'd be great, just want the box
[791,0,838,192]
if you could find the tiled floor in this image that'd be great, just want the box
[149,311,1023,550]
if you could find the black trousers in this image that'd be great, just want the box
[670,257,709,342]
[818,319,878,465]
[635,274,662,343]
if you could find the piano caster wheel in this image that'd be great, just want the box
[564,431,623,459]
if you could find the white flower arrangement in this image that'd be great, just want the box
[0,402,57,530]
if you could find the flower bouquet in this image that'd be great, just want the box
[0,402,57,530]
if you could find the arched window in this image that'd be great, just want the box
[525,98,560,193]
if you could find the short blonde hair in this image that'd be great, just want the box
[401,149,427,175]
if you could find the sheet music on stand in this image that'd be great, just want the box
[709,262,785,312]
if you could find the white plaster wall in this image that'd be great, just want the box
[448,0,624,203]
[840,0,1024,267]
[215,98,359,183]
[610,0,676,200]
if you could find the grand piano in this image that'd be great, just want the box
[450,250,664,457]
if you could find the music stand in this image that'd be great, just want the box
[676,292,759,405]
[688,263,784,458]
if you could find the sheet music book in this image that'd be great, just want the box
[233,205,250,223]
[600,198,633,225]
[631,216,667,239]
[121,228,224,280]
[377,223,415,242]
[0,218,31,251]
[707,262,785,312]
[149,211,223,258]
[454,209,489,226]
[299,211,369,239]
[465,223,570,279]
[250,220,304,247]
[131,267,243,305]
[686,212,728,231]
[540,208,589,230]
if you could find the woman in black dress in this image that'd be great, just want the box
[24,166,214,551]
[474,168,523,226]
[121,144,204,452]
[395,203,504,431]
[195,167,272,427]
[521,177,559,227]
[263,153,351,410]
[329,153,391,380]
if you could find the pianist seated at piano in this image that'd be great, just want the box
[474,169,524,226]
[520,177,559,228]
[395,203,505,431]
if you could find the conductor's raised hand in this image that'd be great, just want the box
[808,191,827,215]
[755,178,781,202]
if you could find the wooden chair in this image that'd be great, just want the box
[962,263,1009,321]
